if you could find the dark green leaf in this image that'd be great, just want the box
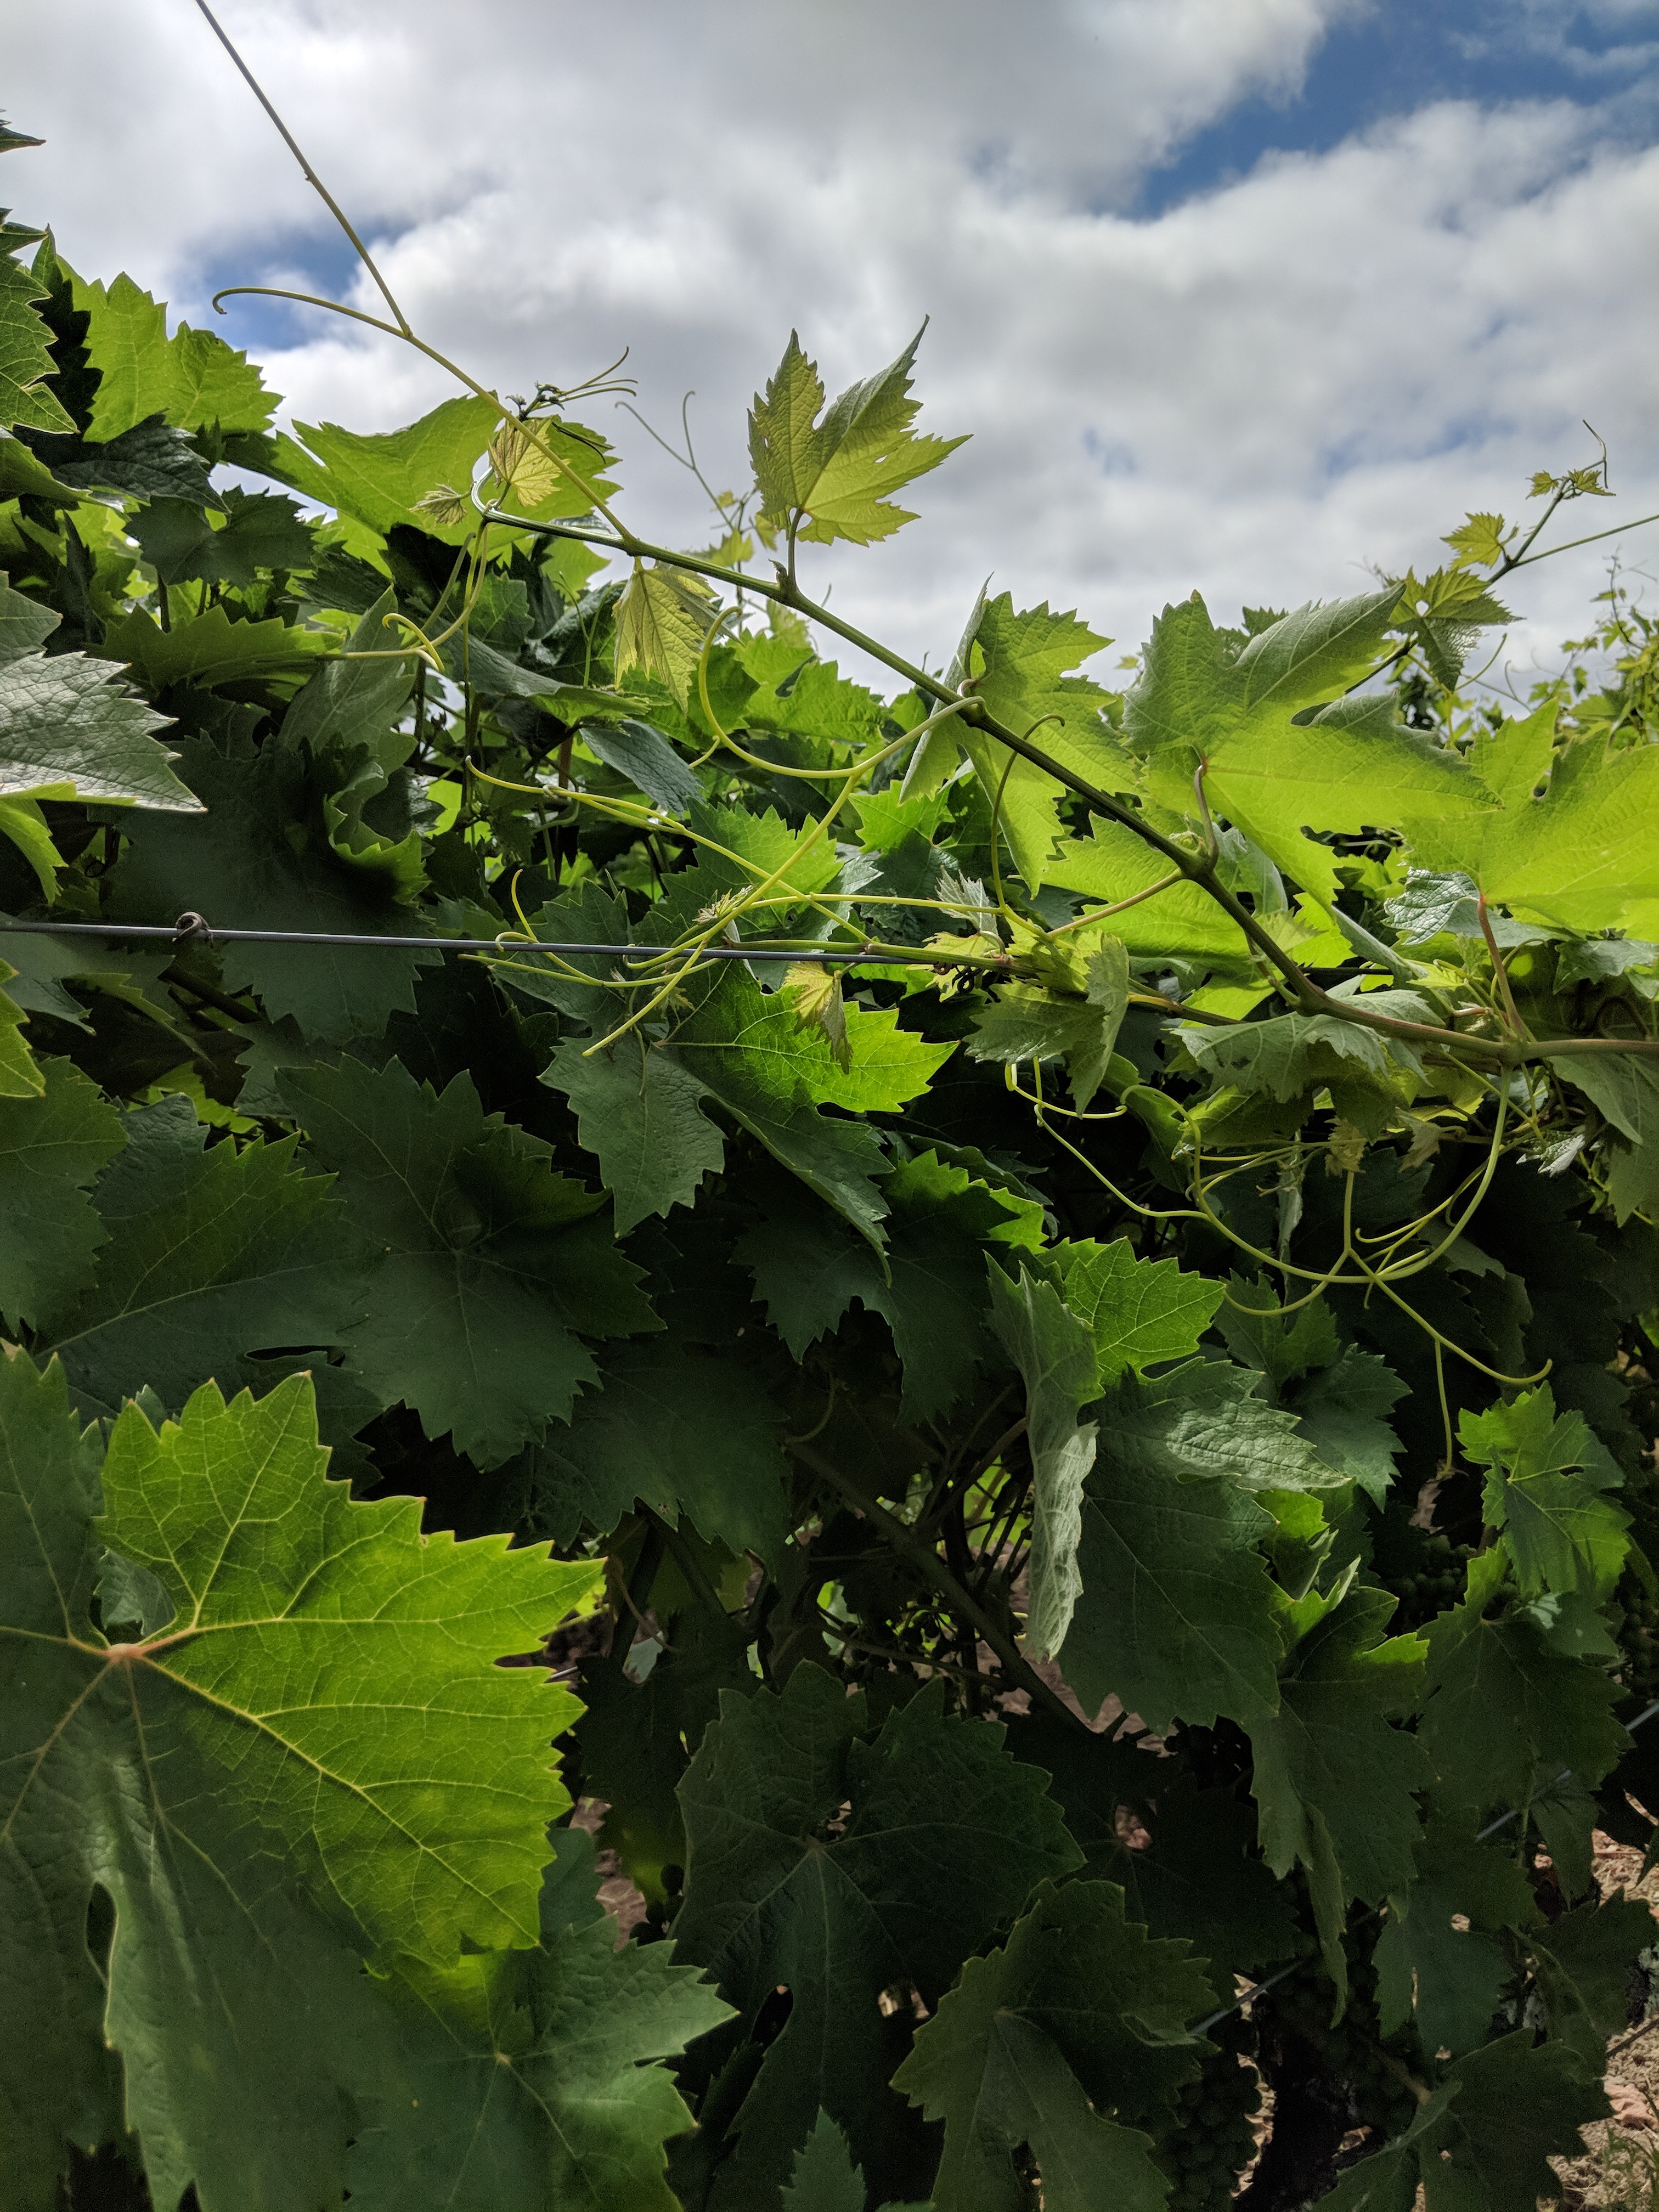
[283,1057,656,1468]
[532,1336,788,1559]
[35,1094,365,1420]
[895,1877,1213,2212]
[350,1826,731,2212]
[673,1669,1081,2208]
[0,1055,125,1328]
[1058,1367,1286,1731]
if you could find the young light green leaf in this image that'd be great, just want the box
[749,326,966,547]
[784,960,851,1072]
[613,561,716,709]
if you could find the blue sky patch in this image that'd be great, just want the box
[1136,0,1659,216]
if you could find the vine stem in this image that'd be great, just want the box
[189,0,411,336]
[786,1438,1091,1736]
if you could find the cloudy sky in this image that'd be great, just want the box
[9,0,1659,695]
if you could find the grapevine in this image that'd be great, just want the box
[1,26,1658,2212]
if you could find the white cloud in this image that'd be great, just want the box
[8,0,1658,698]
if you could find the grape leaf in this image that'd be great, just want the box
[967,975,1126,1110]
[1550,1047,1659,1224]
[782,2113,870,2212]
[738,1146,1045,1424]
[0,1055,124,1328]
[1420,1556,1629,1898]
[1312,2033,1605,2211]
[895,1880,1214,2212]
[0,1358,596,2212]
[511,883,947,1246]
[1459,1383,1629,1599]
[530,1335,789,1560]
[1247,1585,1429,1995]
[1051,1237,1224,1391]
[582,715,704,814]
[262,398,619,556]
[1057,1366,1285,1731]
[349,1826,731,2212]
[574,1600,758,1900]
[1125,591,1493,901]
[33,1094,365,1421]
[98,602,329,690]
[749,326,966,547]
[1173,1008,1425,1107]
[1218,1280,1406,1503]
[283,1058,656,1468]
[986,1265,1097,1661]
[1374,1820,1537,2059]
[1408,699,1659,939]
[0,251,75,433]
[1528,1893,1657,2076]
[1045,813,1252,956]
[1285,1348,1406,1504]
[672,1669,1081,2209]
[114,726,438,1042]
[0,578,195,811]
[75,272,275,437]
[0,962,41,1095]
[614,561,716,709]
[128,488,314,590]
[938,595,1117,890]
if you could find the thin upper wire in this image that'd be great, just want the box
[0,917,967,968]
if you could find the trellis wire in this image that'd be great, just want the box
[0,915,961,967]
[1193,1695,1659,2035]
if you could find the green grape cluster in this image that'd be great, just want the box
[1378,1531,1471,1631]
[1616,1573,1659,1702]
[1155,2028,1265,2210]
[1259,1950,1419,2145]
